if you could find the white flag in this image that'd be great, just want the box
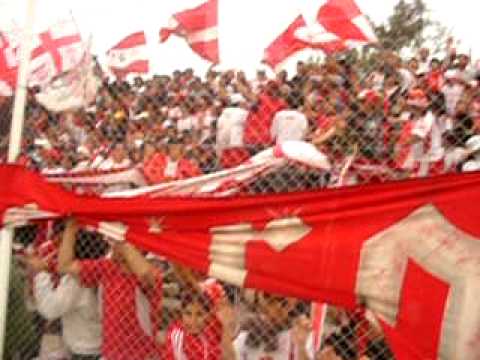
[35,40,101,112]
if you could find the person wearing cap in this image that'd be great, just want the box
[394,89,434,176]
[216,94,251,168]
[462,135,480,172]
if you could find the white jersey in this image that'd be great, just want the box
[441,84,464,116]
[216,107,249,150]
[271,110,308,144]
[34,273,102,356]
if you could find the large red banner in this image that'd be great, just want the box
[1,164,480,359]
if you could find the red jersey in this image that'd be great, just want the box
[79,259,162,360]
[143,153,202,185]
[165,318,223,360]
[243,94,286,146]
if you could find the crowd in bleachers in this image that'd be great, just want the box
[2,42,480,188]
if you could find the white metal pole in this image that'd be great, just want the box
[0,0,36,358]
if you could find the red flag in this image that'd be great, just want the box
[0,31,19,96]
[160,0,219,63]
[262,15,309,70]
[263,0,376,69]
[2,166,480,360]
[107,32,149,79]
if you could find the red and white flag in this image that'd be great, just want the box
[107,32,149,79]
[160,0,219,64]
[0,18,84,93]
[29,19,84,86]
[35,40,101,113]
[0,30,19,96]
[263,0,377,69]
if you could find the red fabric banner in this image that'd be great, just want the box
[1,164,480,360]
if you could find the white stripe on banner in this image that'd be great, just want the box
[186,26,218,44]
[108,46,148,68]
[97,222,128,242]
[352,15,378,42]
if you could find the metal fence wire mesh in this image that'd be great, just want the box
[2,9,480,360]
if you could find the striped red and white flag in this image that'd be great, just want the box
[0,30,18,96]
[263,0,377,70]
[160,0,219,64]
[107,31,149,79]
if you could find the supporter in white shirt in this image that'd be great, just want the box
[24,229,107,360]
[462,135,480,172]
[34,273,102,359]
[416,47,431,76]
[417,100,452,176]
[97,143,132,171]
[216,94,249,152]
[398,61,417,92]
[271,110,308,144]
[442,70,465,116]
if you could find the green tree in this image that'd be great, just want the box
[374,0,430,52]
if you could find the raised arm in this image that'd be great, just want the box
[57,218,81,276]
[116,242,159,288]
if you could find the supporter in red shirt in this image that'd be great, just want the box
[426,58,444,93]
[242,81,287,150]
[58,219,163,360]
[143,137,202,185]
[165,292,236,360]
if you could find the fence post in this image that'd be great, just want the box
[0,0,36,357]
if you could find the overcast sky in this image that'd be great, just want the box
[0,0,477,77]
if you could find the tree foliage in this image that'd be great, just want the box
[374,0,430,52]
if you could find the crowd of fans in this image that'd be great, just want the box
[2,41,480,188]
[3,39,480,360]
[13,218,393,360]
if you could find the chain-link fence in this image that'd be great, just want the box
[2,3,480,359]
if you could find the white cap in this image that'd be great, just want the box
[466,135,480,153]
